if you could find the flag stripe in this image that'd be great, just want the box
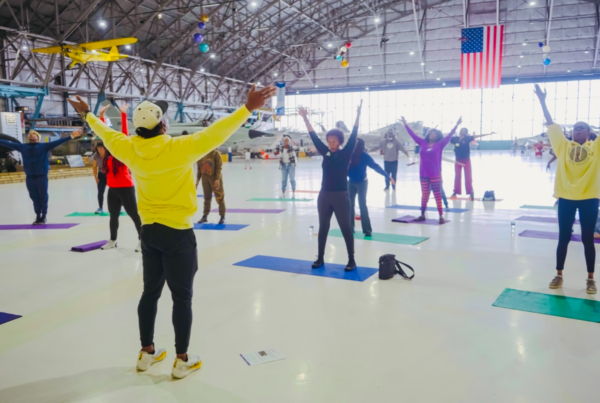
[498,24,505,87]
[485,26,490,88]
[479,51,483,89]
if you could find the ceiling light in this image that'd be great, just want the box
[157,13,162,19]
[140,69,145,72]
[374,17,380,23]
[22,45,28,50]
[530,1,535,5]
[392,80,396,83]
[210,53,216,58]
[327,43,333,48]
[99,20,106,27]
[429,71,433,74]
[368,66,372,69]
[567,69,571,72]
[585,50,589,54]
[200,68,205,72]
[273,72,278,76]
[518,65,521,68]
[442,82,446,86]
[436,77,440,80]
[125,45,131,50]
[250,1,257,7]
[421,62,425,66]
[520,55,524,58]
[409,51,414,55]
[315,84,318,88]
[257,82,261,85]
[365,87,369,90]
[296,91,299,94]
[515,78,519,81]
[522,42,527,46]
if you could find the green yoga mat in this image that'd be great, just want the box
[329,229,428,245]
[520,205,557,210]
[493,288,600,323]
[248,198,313,202]
[66,212,127,217]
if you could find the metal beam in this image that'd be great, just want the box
[411,0,425,79]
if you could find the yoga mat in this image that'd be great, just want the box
[447,197,504,202]
[518,230,600,244]
[329,228,428,245]
[515,216,579,225]
[211,208,285,214]
[387,205,469,213]
[197,195,204,198]
[493,288,600,323]
[295,190,320,194]
[66,212,126,217]
[193,223,248,231]
[0,312,21,326]
[0,223,79,230]
[520,205,556,210]
[248,198,313,202]
[392,215,451,226]
[233,255,377,282]
[71,240,108,252]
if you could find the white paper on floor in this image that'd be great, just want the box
[240,348,285,366]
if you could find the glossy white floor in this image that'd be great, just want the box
[0,150,598,403]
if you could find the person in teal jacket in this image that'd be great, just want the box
[0,129,81,224]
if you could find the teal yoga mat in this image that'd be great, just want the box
[66,212,127,217]
[329,229,428,245]
[520,205,557,210]
[248,198,313,202]
[492,288,600,323]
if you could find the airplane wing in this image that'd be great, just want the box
[32,45,70,54]
[249,129,276,139]
[80,38,138,50]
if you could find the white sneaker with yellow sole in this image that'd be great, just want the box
[136,348,167,371]
[171,355,202,379]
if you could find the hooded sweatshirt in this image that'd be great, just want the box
[86,106,251,229]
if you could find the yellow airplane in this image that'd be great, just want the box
[32,38,138,68]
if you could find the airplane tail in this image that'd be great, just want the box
[109,46,119,57]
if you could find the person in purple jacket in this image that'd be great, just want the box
[402,116,462,224]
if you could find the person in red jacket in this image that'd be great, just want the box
[98,104,142,251]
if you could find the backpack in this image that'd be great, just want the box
[378,254,415,280]
[482,190,496,201]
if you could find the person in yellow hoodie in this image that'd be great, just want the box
[67,84,276,379]
[535,84,599,295]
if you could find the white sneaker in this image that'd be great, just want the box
[135,240,141,253]
[292,191,296,199]
[281,191,286,199]
[171,355,202,379]
[101,240,117,250]
[136,348,167,371]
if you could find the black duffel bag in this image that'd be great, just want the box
[378,254,415,280]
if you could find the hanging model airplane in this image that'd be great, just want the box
[32,38,138,68]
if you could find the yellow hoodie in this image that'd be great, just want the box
[547,123,600,200]
[87,106,251,229]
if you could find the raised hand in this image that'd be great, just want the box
[298,105,308,119]
[400,116,407,126]
[456,117,463,127]
[357,99,363,116]
[98,105,110,119]
[245,84,277,112]
[534,84,546,103]
[72,128,83,139]
[119,102,130,114]
[67,95,90,114]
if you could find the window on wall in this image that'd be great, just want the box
[275,79,600,140]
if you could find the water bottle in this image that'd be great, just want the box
[309,225,314,236]
[511,221,515,235]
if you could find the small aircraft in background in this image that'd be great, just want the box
[32,38,137,68]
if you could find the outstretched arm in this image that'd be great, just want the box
[119,103,130,136]
[342,100,363,157]
[299,105,328,156]
[45,129,82,151]
[395,138,409,157]
[401,116,426,147]
[439,117,462,147]
[0,139,24,152]
[534,84,554,125]
[365,154,388,177]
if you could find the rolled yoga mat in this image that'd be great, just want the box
[233,255,377,282]
[211,208,285,214]
[66,212,126,217]
[328,228,428,245]
[387,205,469,213]
[71,240,108,252]
[515,216,579,225]
[520,205,556,210]
[0,223,79,230]
[493,288,600,323]
[0,312,21,326]
[519,230,600,243]
[392,215,451,226]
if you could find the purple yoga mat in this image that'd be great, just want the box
[516,216,580,224]
[71,240,108,253]
[211,208,285,214]
[519,230,600,244]
[392,215,451,225]
[0,223,79,230]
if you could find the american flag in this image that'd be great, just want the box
[461,25,504,90]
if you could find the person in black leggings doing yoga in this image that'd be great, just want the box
[298,101,362,271]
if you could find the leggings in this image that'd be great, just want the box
[97,172,107,209]
[557,198,599,273]
[107,186,142,241]
[317,190,354,259]
[420,176,443,215]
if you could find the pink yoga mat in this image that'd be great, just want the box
[519,230,600,243]
[210,208,285,214]
[392,215,451,225]
[0,223,78,230]
[71,240,108,252]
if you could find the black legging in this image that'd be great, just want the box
[97,172,107,209]
[317,190,354,259]
[557,198,599,273]
[107,186,142,241]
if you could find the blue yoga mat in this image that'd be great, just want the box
[387,205,469,213]
[233,255,378,282]
[193,223,248,231]
[0,312,21,325]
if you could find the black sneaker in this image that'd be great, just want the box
[312,257,324,269]
[345,258,356,272]
[38,216,47,224]
[383,186,389,191]
[218,216,225,225]
[32,217,41,225]
[198,215,208,224]
[364,232,372,237]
